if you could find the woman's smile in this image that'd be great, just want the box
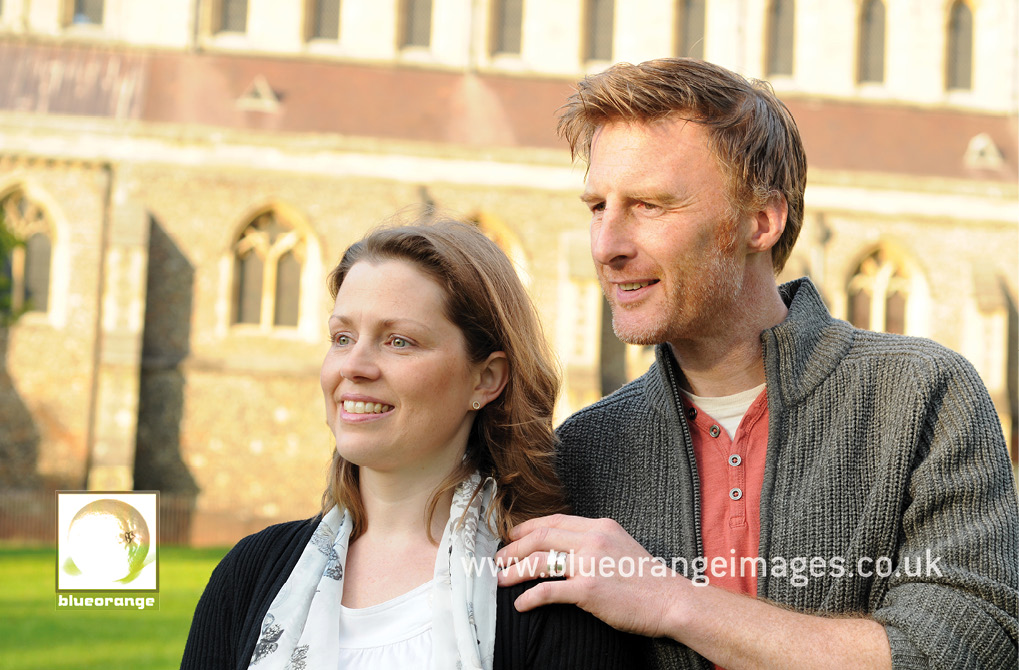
[340,395,395,422]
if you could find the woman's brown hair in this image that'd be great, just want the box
[321,216,567,543]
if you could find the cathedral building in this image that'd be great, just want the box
[0,0,1015,543]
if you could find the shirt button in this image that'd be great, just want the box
[709,424,721,438]
[687,406,697,420]
[728,454,741,466]
[729,487,743,501]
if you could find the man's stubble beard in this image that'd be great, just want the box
[605,222,745,347]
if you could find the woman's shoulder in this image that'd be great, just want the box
[181,518,321,670]
[493,581,638,669]
[230,517,320,555]
[211,517,320,586]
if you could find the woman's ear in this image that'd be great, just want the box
[472,351,509,409]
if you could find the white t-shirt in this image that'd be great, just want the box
[680,383,767,440]
[336,578,434,669]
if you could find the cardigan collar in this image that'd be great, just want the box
[648,277,853,412]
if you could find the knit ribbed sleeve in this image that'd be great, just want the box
[863,344,1019,668]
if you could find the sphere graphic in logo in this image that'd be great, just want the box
[66,499,150,582]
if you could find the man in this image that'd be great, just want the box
[495,58,1018,669]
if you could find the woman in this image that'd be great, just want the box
[181,217,631,669]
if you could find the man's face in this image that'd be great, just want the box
[582,119,746,346]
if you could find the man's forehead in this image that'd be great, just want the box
[589,118,709,165]
[583,118,724,199]
[588,118,709,165]
[592,115,702,139]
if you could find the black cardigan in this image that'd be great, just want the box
[180,519,634,669]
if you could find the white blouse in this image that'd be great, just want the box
[336,579,434,669]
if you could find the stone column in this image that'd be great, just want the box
[86,169,150,491]
[556,230,604,420]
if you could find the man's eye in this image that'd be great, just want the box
[391,337,408,348]
[332,334,351,346]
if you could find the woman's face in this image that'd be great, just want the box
[320,259,480,479]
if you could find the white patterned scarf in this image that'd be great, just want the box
[247,474,500,670]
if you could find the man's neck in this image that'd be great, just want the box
[669,280,788,397]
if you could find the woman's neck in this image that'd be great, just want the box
[341,469,456,608]
[357,466,455,543]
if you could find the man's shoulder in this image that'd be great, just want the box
[843,328,982,383]
[815,328,998,434]
[558,370,658,437]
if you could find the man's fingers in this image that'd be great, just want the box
[496,526,583,567]
[511,579,575,612]
[497,550,556,586]
[506,513,591,541]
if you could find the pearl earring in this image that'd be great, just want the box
[472,401,481,410]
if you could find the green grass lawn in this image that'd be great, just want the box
[0,545,229,670]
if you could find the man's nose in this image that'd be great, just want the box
[591,204,637,267]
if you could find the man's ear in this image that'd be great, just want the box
[472,351,509,409]
[747,194,787,255]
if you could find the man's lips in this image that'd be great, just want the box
[611,279,660,302]
[618,280,658,291]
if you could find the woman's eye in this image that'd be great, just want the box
[332,333,351,346]
[391,337,408,348]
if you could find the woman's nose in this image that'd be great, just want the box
[339,341,380,381]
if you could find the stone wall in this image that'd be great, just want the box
[1,158,109,490]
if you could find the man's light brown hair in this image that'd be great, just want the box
[558,57,808,273]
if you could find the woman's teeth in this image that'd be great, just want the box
[343,401,393,414]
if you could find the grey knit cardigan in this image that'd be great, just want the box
[556,277,1018,669]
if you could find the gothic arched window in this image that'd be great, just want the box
[676,0,706,59]
[71,0,104,25]
[1,190,53,315]
[946,1,973,90]
[857,0,886,83]
[400,0,432,48]
[584,0,615,62]
[308,0,340,40]
[765,0,795,76]
[232,210,305,329]
[491,0,523,55]
[217,0,248,33]
[847,249,911,335]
